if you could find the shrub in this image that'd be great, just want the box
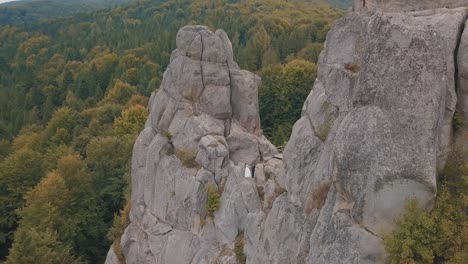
[453,111,464,131]
[316,121,331,142]
[175,148,200,169]
[384,149,467,264]
[206,184,221,220]
[384,199,436,264]
[162,131,172,141]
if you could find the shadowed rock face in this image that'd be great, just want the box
[106,5,468,264]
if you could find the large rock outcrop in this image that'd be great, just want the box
[250,7,467,263]
[106,4,468,264]
[105,25,279,264]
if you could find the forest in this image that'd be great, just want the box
[0,0,132,25]
[0,0,344,262]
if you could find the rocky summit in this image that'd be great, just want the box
[106,3,468,263]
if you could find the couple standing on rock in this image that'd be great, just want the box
[244,163,255,178]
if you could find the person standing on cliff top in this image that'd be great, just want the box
[244,164,252,178]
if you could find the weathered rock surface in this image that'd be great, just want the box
[106,4,468,263]
[353,0,468,12]
[251,6,466,264]
[105,25,279,264]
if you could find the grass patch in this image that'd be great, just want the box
[234,231,246,264]
[257,186,265,202]
[206,184,221,220]
[162,130,172,141]
[175,148,200,169]
[453,111,464,131]
[316,121,331,142]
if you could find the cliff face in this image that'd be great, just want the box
[106,4,468,264]
[252,7,467,263]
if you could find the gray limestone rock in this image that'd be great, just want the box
[106,25,274,264]
[230,69,261,134]
[107,5,468,262]
[253,7,467,264]
[104,248,119,264]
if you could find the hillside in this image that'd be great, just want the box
[0,0,344,262]
[0,0,132,25]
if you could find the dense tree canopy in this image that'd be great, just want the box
[0,0,346,261]
[0,0,132,26]
[259,59,317,145]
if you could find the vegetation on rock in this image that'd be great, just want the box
[206,184,221,220]
[384,149,468,264]
[175,148,200,169]
[107,200,131,264]
[234,231,246,264]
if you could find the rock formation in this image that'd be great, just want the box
[105,25,280,264]
[251,6,467,263]
[106,3,468,264]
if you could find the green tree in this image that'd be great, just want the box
[7,155,107,262]
[384,149,468,264]
[103,80,137,105]
[113,104,148,136]
[85,136,133,223]
[0,147,44,258]
[6,228,83,264]
[259,59,317,145]
[45,107,80,146]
